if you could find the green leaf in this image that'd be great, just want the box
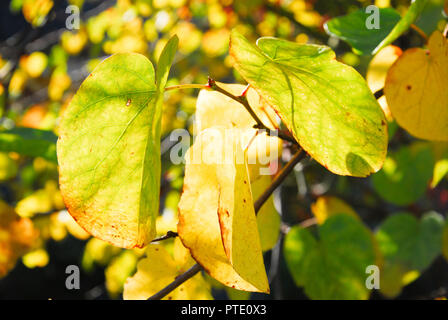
[415,0,447,37]
[324,8,401,55]
[372,143,434,206]
[284,214,377,300]
[376,212,445,297]
[57,36,178,249]
[374,0,429,54]
[0,127,57,162]
[230,30,387,177]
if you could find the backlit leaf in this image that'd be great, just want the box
[0,128,57,163]
[376,212,445,297]
[284,214,377,300]
[123,242,212,300]
[252,174,281,252]
[385,30,448,141]
[178,127,269,293]
[324,8,401,55]
[311,196,358,225]
[230,30,387,177]
[374,0,429,54]
[372,143,434,206]
[57,37,178,248]
[195,82,282,181]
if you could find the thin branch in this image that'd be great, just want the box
[148,263,202,300]
[164,84,209,91]
[150,231,178,243]
[254,150,307,212]
[374,88,384,100]
[207,78,297,144]
[148,150,306,300]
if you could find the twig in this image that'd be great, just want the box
[254,150,306,212]
[207,78,297,144]
[374,88,384,100]
[150,231,178,243]
[165,84,209,91]
[147,150,306,300]
[148,264,202,300]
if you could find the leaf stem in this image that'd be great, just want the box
[207,78,297,144]
[254,150,306,212]
[164,84,210,91]
[147,150,306,300]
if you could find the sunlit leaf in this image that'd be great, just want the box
[252,174,281,252]
[284,214,377,300]
[324,8,401,55]
[0,128,57,163]
[311,196,358,225]
[385,30,448,141]
[105,250,138,298]
[178,127,269,293]
[57,36,178,248]
[443,220,448,262]
[230,30,387,177]
[123,243,212,300]
[372,143,434,206]
[195,82,282,181]
[376,212,445,297]
[431,142,448,188]
[374,0,429,54]
[366,45,403,120]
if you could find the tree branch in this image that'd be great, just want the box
[150,231,178,243]
[207,78,297,144]
[148,264,203,300]
[147,149,306,300]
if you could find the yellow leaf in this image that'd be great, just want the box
[252,174,281,252]
[178,127,269,293]
[366,45,402,121]
[385,31,448,141]
[123,244,212,300]
[311,196,358,225]
[195,83,282,181]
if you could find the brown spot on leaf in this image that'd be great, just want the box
[126,99,131,106]
[406,85,412,90]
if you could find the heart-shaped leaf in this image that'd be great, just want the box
[177,127,269,293]
[230,30,387,177]
[372,143,434,206]
[385,30,448,141]
[376,212,445,297]
[284,214,377,300]
[325,8,401,55]
[57,36,178,248]
[325,0,429,55]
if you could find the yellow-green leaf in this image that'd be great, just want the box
[311,196,358,225]
[230,30,387,177]
[178,127,269,293]
[123,242,212,300]
[57,37,178,248]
